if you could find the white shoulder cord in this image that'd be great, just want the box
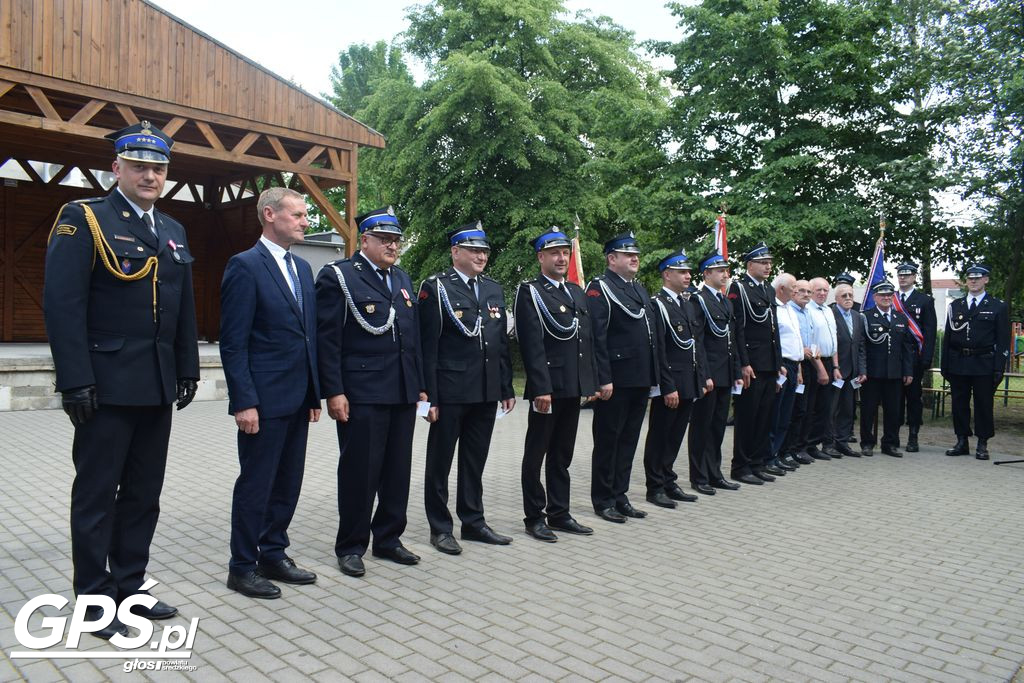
[597,278,653,345]
[695,290,731,340]
[331,264,396,339]
[528,283,578,341]
[737,279,770,324]
[655,298,695,350]
[436,280,483,346]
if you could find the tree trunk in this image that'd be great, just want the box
[1004,206,1023,310]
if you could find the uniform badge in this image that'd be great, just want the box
[55,224,77,237]
[173,251,182,262]
[455,310,464,319]
[401,288,412,307]
[122,258,132,274]
[489,303,501,319]
[122,211,131,218]
[559,305,567,313]
[137,246,144,252]
[419,289,429,300]
[365,304,376,314]
[677,324,684,332]
[113,234,136,242]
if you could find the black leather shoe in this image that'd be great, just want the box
[373,544,420,565]
[821,445,843,458]
[547,517,593,535]
[693,483,716,495]
[793,452,814,465]
[666,484,698,502]
[779,455,800,468]
[976,438,989,460]
[753,470,776,482]
[807,446,831,461]
[846,435,857,442]
[834,442,859,457]
[337,554,366,577]
[646,491,677,508]
[596,507,627,523]
[462,525,512,545]
[227,570,281,599]
[881,445,903,458]
[946,438,970,456]
[83,606,129,640]
[861,446,874,457]
[712,478,740,490]
[762,466,784,477]
[734,473,763,485]
[525,521,558,542]
[259,556,317,585]
[773,458,796,472]
[615,502,647,518]
[430,532,463,555]
[906,428,920,452]
[125,598,179,619]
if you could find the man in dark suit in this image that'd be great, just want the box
[419,222,515,555]
[688,253,743,490]
[860,281,915,457]
[895,262,937,452]
[44,122,199,639]
[514,227,598,542]
[643,251,709,506]
[834,272,861,311]
[729,242,784,482]
[586,233,659,523]
[220,187,321,599]
[941,264,1011,460]
[316,206,426,577]
[828,283,867,457]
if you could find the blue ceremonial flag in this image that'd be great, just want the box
[862,235,887,311]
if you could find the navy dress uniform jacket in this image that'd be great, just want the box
[690,286,741,387]
[316,252,424,404]
[219,240,320,418]
[901,289,937,366]
[652,290,708,400]
[729,274,781,373]
[863,308,916,379]
[418,269,514,404]
[941,294,1011,376]
[585,270,658,389]
[44,190,200,403]
[514,277,597,399]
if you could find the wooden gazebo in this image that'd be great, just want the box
[0,0,385,342]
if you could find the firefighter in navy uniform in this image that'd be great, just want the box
[43,122,200,640]
[642,250,709,508]
[688,252,743,489]
[729,242,785,482]
[514,227,598,542]
[860,281,915,457]
[418,222,515,555]
[941,264,1011,460]
[895,262,937,452]
[586,232,660,523]
[316,206,427,578]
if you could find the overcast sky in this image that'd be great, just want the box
[149,0,685,99]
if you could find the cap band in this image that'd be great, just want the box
[450,229,487,246]
[534,231,570,251]
[359,214,401,233]
[660,254,691,271]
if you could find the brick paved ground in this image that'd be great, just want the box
[2,400,1023,682]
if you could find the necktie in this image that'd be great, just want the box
[283,252,302,309]
[467,277,477,298]
[969,297,977,312]
[377,268,391,293]
[901,292,907,305]
[143,213,156,238]
[558,283,569,299]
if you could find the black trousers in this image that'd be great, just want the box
[731,373,777,476]
[230,409,309,573]
[522,397,581,525]
[70,404,172,599]
[860,378,901,448]
[948,374,996,439]
[808,357,836,448]
[899,362,927,428]
[335,403,415,557]
[688,386,730,486]
[770,359,800,457]
[832,376,856,444]
[591,387,649,510]
[785,359,820,455]
[643,397,694,493]
[424,401,497,534]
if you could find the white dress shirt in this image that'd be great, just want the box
[116,187,156,231]
[259,236,297,297]
[775,297,804,361]
[808,301,838,357]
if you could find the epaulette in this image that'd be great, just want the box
[427,274,438,281]
[327,257,350,267]
[480,274,498,283]
[71,197,104,205]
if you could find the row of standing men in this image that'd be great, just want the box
[42,123,1011,639]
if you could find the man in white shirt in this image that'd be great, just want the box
[806,277,843,458]
[769,273,804,471]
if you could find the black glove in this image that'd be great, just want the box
[62,386,98,427]
[176,378,198,411]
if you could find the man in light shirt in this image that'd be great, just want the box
[769,273,804,471]
[780,280,826,464]
[806,277,843,459]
